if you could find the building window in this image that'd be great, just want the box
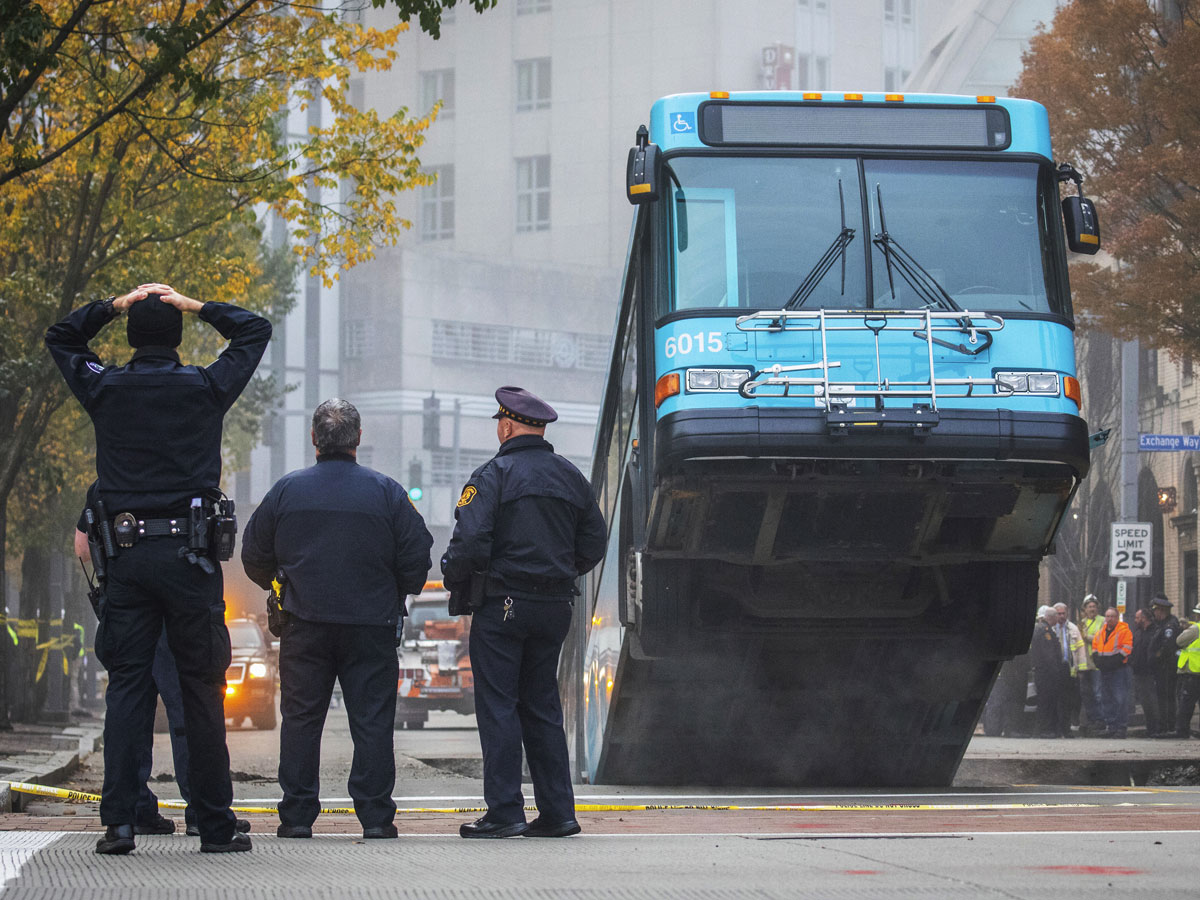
[900,0,913,26]
[515,58,552,112]
[814,56,830,90]
[516,155,550,233]
[432,320,609,371]
[1184,357,1194,382]
[516,0,551,14]
[421,165,455,241]
[344,319,372,360]
[420,68,455,118]
[884,0,896,22]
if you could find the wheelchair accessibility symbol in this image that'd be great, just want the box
[672,112,696,133]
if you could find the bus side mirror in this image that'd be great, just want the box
[626,124,660,205]
[1062,195,1101,255]
[1057,162,1100,255]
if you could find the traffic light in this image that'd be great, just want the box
[407,458,424,502]
[422,393,440,450]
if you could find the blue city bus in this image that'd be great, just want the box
[572,91,1100,786]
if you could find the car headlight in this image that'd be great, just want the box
[248,662,269,679]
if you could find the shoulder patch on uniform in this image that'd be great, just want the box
[457,485,477,508]
[86,361,104,374]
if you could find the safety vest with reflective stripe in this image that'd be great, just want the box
[1078,616,1104,671]
[1092,621,1133,661]
[1178,636,1200,674]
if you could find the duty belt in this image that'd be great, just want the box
[114,516,191,538]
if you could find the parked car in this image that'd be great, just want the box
[225,617,278,730]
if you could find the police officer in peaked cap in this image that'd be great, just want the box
[442,386,606,838]
[46,284,271,854]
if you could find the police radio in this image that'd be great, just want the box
[211,496,237,561]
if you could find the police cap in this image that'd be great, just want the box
[492,386,557,427]
[1150,593,1173,609]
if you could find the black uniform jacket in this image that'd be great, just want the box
[1030,621,1066,672]
[1147,615,1181,668]
[441,434,607,600]
[45,299,272,515]
[241,455,434,627]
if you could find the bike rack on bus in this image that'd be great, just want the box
[734,309,1006,423]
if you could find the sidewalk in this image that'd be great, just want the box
[0,715,105,812]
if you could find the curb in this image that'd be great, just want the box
[0,724,104,813]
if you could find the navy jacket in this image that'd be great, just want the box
[45,299,271,514]
[241,455,434,626]
[441,435,607,600]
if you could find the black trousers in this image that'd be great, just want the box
[1034,663,1070,736]
[1155,666,1177,731]
[278,618,398,829]
[1177,673,1200,736]
[97,537,235,842]
[135,628,193,825]
[469,596,574,825]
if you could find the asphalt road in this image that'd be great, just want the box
[5,701,1198,897]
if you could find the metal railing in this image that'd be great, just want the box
[734,308,1005,412]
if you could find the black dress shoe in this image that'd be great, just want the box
[524,817,581,838]
[459,817,528,838]
[95,824,136,855]
[200,832,252,853]
[362,824,398,839]
[276,824,313,838]
[187,818,249,837]
[134,813,176,835]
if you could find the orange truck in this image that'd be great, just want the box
[396,584,474,729]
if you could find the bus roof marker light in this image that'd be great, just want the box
[803,92,822,100]
[977,95,997,103]
[654,373,680,408]
[710,91,729,99]
[844,93,864,101]
[885,94,904,102]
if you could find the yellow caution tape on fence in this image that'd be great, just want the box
[2,781,1114,815]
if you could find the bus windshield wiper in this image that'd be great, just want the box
[785,179,855,310]
[872,184,962,313]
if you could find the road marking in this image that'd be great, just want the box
[0,833,59,888]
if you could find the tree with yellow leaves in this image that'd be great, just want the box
[0,0,494,721]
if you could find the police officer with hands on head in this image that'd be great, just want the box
[442,386,606,839]
[46,283,271,855]
[241,399,434,840]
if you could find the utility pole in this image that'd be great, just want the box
[1119,337,1140,618]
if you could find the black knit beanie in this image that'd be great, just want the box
[126,294,183,348]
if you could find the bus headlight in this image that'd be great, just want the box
[995,372,1060,395]
[995,372,1027,393]
[248,662,269,679]
[686,368,753,392]
[1027,373,1059,393]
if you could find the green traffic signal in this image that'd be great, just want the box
[408,486,424,502]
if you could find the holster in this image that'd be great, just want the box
[448,570,487,616]
[266,570,290,637]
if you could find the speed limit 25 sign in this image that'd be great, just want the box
[1110,523,1152,578]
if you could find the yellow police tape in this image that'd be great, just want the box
[3,781,1112,815]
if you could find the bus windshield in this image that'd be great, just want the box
[664,156,1062,317]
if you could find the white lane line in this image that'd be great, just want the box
[0,833,59,891]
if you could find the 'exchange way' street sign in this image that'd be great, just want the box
[1139,433,1200,451]
[1110,522,1152,578]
